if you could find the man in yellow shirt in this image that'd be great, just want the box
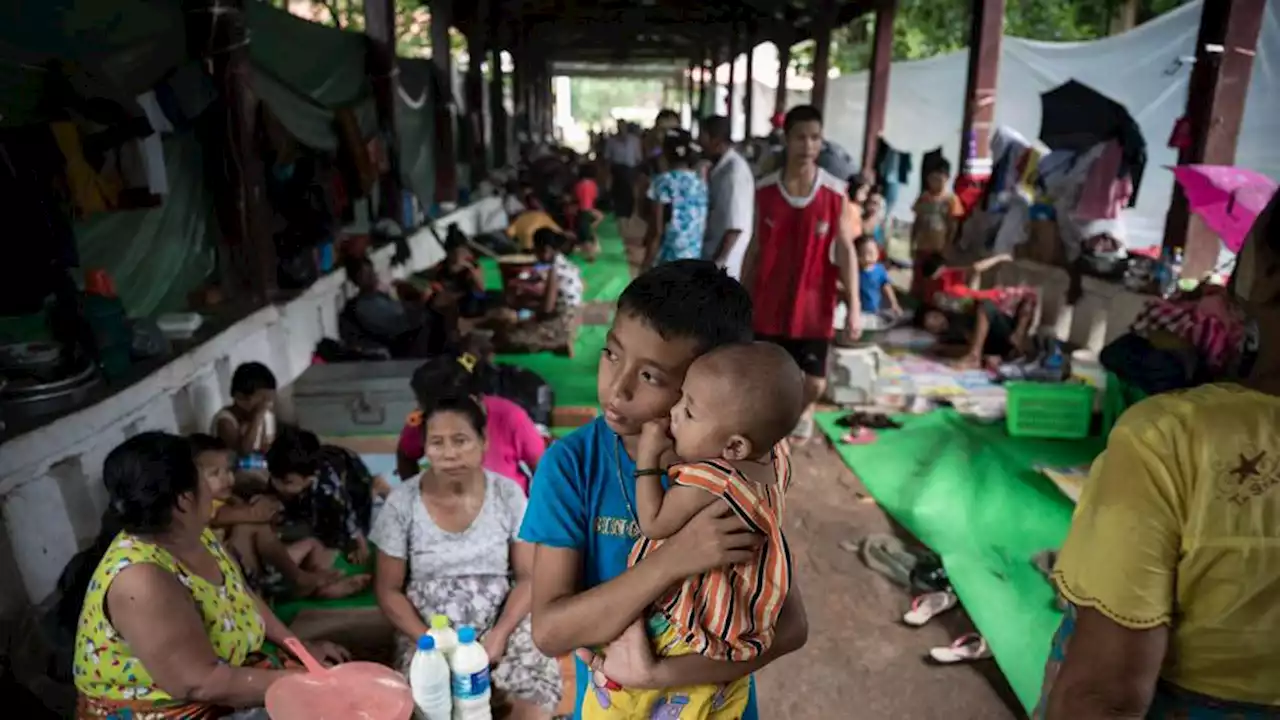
[507,209,565,252]
[1038,192,1280,717]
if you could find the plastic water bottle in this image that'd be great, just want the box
[409,635,452,720]
[428,614,459,658]
[449,626,492,719]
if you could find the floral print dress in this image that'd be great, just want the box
[74,529,266,717]
[648,168,709,263]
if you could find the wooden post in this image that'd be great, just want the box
[364,0,403,223]
[431,0,459,204]
[810,0,837,112]
[744,21,756,139]
[185,0,275,301]
[1162,0,1266,277]
[695,48,708,128]
[465,0,489,180]
[702,50,715,129]
[862,0,896,173]
[958,0,1005,176]
[727,24,739,128]
[774,33,791,117]
[686,59,696,122]
[489,40,508,167]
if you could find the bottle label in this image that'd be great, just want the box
[452,667,491,699]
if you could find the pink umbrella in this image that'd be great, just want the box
[1172,165,1278,253]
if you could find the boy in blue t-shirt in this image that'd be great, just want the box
[519,260,809,719]
[856,234,902,316]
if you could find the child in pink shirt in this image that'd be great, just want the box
[395,354,545,493]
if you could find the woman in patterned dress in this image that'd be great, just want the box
[71,432,347,719]
[372,395,562,719]
[642,129,708,269]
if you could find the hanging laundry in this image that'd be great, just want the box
[874,137,912,215]
[51,121,119,218]
[154,62,217,130]
[1075,140,1133,221]
[134,91,171,195]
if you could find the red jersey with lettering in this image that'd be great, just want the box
[751,168,848,340]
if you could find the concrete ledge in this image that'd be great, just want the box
[0,197,502,612]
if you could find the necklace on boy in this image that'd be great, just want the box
[612,435,639,526]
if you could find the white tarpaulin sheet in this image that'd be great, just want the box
[809,0,1280,249]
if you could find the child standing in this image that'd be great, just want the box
[910,161,964,296]
[519,260,810,720]
[581,343,804,718]
[856,235,902,317]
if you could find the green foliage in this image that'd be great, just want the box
[568,77,667,125]
[790,0,1191,74]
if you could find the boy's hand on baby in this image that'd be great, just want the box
[575,620,658,689]
[638,419,673,460]
[664,504,763,580]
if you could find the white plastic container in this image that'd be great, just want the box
[156,312,204,340]
[449,625,492,720]
[428,614,459,658]
[409,634,452,720]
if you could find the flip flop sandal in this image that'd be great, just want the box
[840,427,878,445]
[928,633,992,664]
[903,590,958,627]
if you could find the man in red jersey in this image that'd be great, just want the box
[742,105,860,441]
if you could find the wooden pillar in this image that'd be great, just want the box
[431,0,459,204]
[1163,0,1266,277]
[861,0,896,173]
[702,50,715,128]
[810,0,837,112]
[686,59,696,122]
[958,0,1005,176]
[185,0,275,301]
[511,31,527,139]
[489,41,508,167]
[465,0,489,181]
[727,25,739,127]
[744,21,756,139]
[774,33,791,117]
[364,0,403,223]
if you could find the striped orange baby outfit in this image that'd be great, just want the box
[628,441,793,662]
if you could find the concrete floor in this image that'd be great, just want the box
[754,439,1023,720]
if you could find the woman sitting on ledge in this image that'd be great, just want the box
[72,432,347,719]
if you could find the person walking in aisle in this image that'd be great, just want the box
[699,115,755,279]
[605,123,643,219]
[743,105,860,443]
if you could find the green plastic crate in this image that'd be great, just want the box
[1005,381,1096,439]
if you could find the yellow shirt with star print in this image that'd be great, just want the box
[1053,382,1280,706]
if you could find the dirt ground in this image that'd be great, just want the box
[755,438,1023,720]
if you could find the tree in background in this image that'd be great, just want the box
[568,77,666,127]
[267,0,467,59]
[790,0,1191,75]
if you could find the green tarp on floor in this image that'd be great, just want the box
[815,410,1103,713]
[477,216,631,408]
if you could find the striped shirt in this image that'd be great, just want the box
[628,442,793,662]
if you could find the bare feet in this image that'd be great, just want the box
[951,354,982,370]
[295,568,346,597]
[314,574,372,599]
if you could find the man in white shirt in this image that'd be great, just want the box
[604,123,643,218]
[698,115,754,279]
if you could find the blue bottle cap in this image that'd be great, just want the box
[457,625,477,644]
[417,634,436,651]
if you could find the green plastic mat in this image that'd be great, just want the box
[815,410,1103,712]
[272,553,376,625]
[477,216,630,408]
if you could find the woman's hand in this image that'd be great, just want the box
[303,640,351,666]
[481,629,510,667]
[574,620,659,689]
[656,504,762,582]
